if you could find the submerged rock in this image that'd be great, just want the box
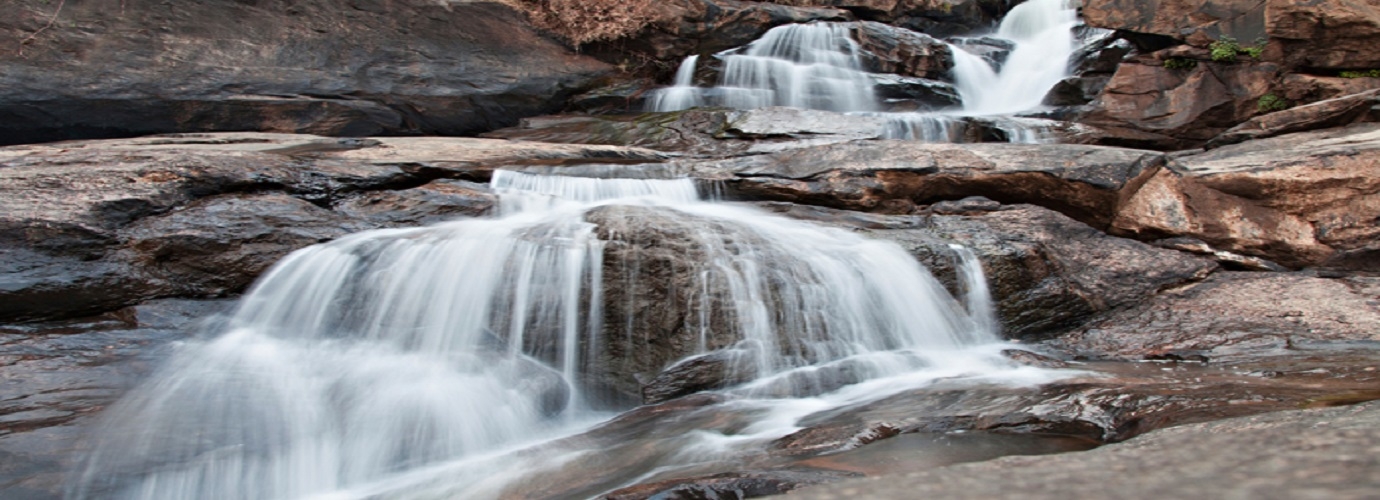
[0,299,230,498]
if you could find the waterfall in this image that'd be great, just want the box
[647,55,704,112]
[647,0,1083,144]
[68,172,1031,500]
[949,0,1080,115]
[651,23,877,113]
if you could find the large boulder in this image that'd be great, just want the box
[1082,0,1380,70]
[764,203,1217,338]
[1268,0,1380,70]
[1111,123,1380,269]
[1080,49,1280,149]
[0,0,615,145]
[852,21,955,81]
[702,139,1167,229]
[0,133,663,321]
[1050,272,1380,361]
[1081,0,1270,47]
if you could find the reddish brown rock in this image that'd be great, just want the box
[1081,0,1270,47]
[1081,52,1280,149]
[585,0,851,65]
[1279,73,1380,104]
[705,140,1167,229]
[1083,0,1380,70]
[1209,89,1380,146]
[1268,0,1380,70]
[1050,272,1380,361]
[1112,123,1380,269]
[788,0,1009,35]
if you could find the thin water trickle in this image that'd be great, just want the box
[68,171,1060,500]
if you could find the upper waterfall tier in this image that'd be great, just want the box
[648,0,1084,135]
[650,23,878,113]
[951,0,1080,114]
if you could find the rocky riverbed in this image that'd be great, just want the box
[3,0,1379,498]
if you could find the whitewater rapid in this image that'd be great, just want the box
[68,171,1063,500]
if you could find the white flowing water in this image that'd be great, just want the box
[647,0,1082,144]
[650,23,877,113]
[647,55,704,112]
[948,0,1080,115]
[67,171,1059,500]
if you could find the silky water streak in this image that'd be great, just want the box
[69,171,1043,500]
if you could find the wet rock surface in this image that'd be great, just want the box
[602,469,862,500]
[0,133,657,321]
[0,0,615,145]
[331,179,497,227]
[485,109,1099,155]
[705,140,1165,229]
[586,204,793,402]
[762,203,1217,339]
[852,21,955,80]
[0,299,230,499]
[790,399,1380,500]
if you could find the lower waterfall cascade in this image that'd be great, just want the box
[67,171,1068,500]
[648,0,1087,144]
